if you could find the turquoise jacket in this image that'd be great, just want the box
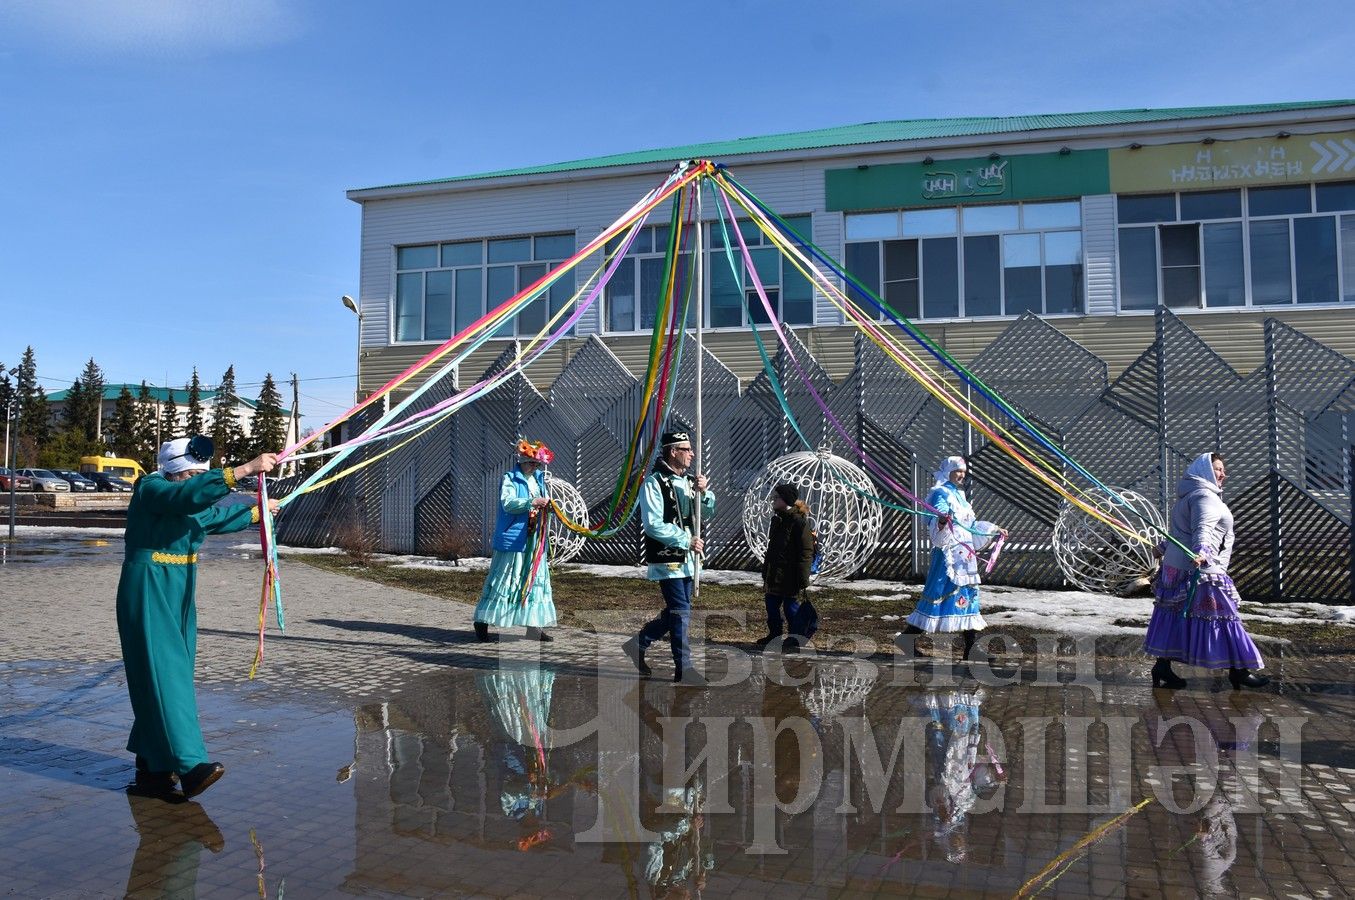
[493,466,546,552]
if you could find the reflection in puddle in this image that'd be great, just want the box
[0,531,254,567]
[337,663,1323,897]
[2,654,1347,896]
[123,791,225,896]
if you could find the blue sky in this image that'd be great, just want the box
[2,0,1352,432]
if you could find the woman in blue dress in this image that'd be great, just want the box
[898,456,1006,661]
[473,440,558,643]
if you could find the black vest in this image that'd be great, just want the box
[644,467,694,565]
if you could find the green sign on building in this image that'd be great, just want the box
[826,149,1110,211]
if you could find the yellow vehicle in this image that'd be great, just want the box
[79,455,147,484]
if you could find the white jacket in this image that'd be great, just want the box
[1162,453,1233,575]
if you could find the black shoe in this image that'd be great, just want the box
[754,633,782,650]
[1151,658,1187,690]
[526,627,553,642]
[131,770,179,797]
[474,622,499,643]
[180,762,225,799]
[1228,668,1269,690]
[782,637,801,654]
[132,756,179,796]
[674,668,708,687]
[894,631,927,659]
[962,630,978,661]
[622,637,651,677]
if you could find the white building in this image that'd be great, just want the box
[345,99,1355,397]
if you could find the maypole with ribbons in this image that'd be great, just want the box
[244,158,1184,673]
[692,188,705,598]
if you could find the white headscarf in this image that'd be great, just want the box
[1183,452,1220,493]
[933,455,967,489]
[158,438,209,476]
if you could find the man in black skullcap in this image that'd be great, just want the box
[622,430,716,684]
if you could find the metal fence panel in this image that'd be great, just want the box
[281,308,1355,603]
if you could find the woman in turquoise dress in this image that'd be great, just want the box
[898,456,1006,662]
[118,435,278,800]
[473,440,558,643]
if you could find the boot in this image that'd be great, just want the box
[1228,668,1269,690]
[895,624,926,659]
[526,627,553,643]
[180,762,225,799]
[1151,658,1187,689]
[474,622,499,643]
[674,667,709,687]
[621,636,651,677]
[961,630,1002,672]
[754,632,782,650]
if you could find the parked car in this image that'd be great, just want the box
[86,471,133,492]
[54,470,99,492]
[18,468,70,492]
[234,474,282,493]
[0,467,33,492]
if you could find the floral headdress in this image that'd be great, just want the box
[517,439,554,465]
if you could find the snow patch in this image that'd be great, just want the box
[13,525,125,538]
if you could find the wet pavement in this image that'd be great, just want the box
[2,532,1354,897]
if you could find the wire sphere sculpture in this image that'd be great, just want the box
[800,661,878,720]
[544,473,588,565]
[1052,488,1164,595]
[741,447,883,581]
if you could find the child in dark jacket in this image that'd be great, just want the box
[758,483,815,650]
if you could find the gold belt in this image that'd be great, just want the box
[132,551,199,565]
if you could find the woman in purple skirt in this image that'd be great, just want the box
[1144,452,1268,690]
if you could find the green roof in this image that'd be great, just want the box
[48,383,291,415]
[355,99,1355,193]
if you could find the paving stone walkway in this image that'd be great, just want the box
[2,534,1353,897]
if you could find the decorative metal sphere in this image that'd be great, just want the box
[741,447,883,581]
[1052,488,1164,595]
[544,473,588,565]
[800,661,878,720]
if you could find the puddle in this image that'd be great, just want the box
[0,532,256,567]
[2,659,1352,896]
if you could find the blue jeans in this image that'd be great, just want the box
[765,592,801,636]
[638,578,694,670]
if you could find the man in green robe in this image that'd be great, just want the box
[118,436,278,799]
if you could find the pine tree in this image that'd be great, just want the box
[133,381,160,471]
[15,346,52,453]
[0,364,13,427]
[162,390,180,441]
[74,358,105,441]
[56,374,106,465]
[108,387,138,458]
[210,365,247,464]
[0,363,14,466]
[186,368,205,436]
[62,377,87,436]
[250,373,287,457]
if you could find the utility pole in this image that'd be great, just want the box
[290,372,301,476]
[7,397,16,543]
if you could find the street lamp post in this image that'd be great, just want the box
[341,295,362,404]
[341,295,363,448]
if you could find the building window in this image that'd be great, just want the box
[602,217,814,332]
[604,226,696,333]
[394,234,576,342]
[844,201,1082,320]
[1116,182,1355,310]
